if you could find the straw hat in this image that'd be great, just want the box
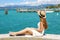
[37,10,46,17]
[41,11,46,16]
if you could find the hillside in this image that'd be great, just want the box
[46,4,60,9]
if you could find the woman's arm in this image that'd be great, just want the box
[42,18,48,29]
[37,22,44,32]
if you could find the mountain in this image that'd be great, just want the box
[0,4,55,9]
[46,4,60,8]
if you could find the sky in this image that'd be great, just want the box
[0,0,60,7]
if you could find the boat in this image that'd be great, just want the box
[5,9,8,15]
[46,11,54,13]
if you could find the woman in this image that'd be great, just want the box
[9,10,48,36]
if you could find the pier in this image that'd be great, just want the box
[17,8,60,12]
[17,8,36,12]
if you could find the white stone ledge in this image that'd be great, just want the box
[0,34,60,40]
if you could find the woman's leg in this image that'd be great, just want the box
[9,28,33,36]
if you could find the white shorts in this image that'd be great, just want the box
[31,29,43,36]
[25,27,44,36]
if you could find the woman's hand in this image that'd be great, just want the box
[36,10,41,15]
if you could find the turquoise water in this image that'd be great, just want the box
[0,9,60,34]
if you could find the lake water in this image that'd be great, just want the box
[0,9,60,34]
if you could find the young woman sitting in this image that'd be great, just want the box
[9,10,48,36]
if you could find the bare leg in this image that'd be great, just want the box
[9,28,33,36]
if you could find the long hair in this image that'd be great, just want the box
[40,18,48,29]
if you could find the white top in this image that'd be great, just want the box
[37,22,45,34]
[31,22,45,36]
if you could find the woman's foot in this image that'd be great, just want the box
[9,32,16,36]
